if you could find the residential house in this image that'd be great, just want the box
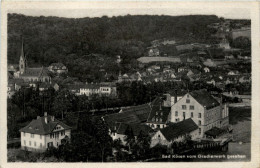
[178,66,190,73]
[110,123,153,145]
[169,90,229,138]
[150,118,199,148]
[203,67,210,73]
[187,69,201,77]
[148,48,160,57]
[48,63,68,74]
[80,84,100,96]
[146,97,171,129]
[227,70,239,76]
[103,104,151,140]
[100,82,117,97]
[20,112,71,152]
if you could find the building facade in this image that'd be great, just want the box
[169,90,229,138]
[20,112,71,152]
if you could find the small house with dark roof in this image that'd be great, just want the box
[146,97,171,129]
[150,118,199,147]
[169,90,229,138]
[110,123,153,145]
[20,112,71,152]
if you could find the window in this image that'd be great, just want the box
[198,120,201,125]
[186,99,190,103]
[175,119,178,122]
[199,128,201,134]
[40,135,42,139]
[183,112,186,119]
[198,113,202,118]
[24,140,26,145]
[175,111,178,116]
[191,112,193,118]
[31,134,34,138]
[29,141,31,146]
[157,125,160,128]
[182,105,186,110]
[190,105,194,110]
[34,142,36,146]
[23,132,25,136]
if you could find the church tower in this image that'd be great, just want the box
[19,40,26,74]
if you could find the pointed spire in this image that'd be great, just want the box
[21,36,25,59]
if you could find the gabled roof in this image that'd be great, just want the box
[190,90,220,109]
[21,67,49,78]
[147,97,171,124]
[116,123,153,136]
[160,118,198,141]
[103,104,151,129]
[19,115,71,135]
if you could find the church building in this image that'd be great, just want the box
[15,40,51,83]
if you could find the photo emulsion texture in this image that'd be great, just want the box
[7,11,251,162]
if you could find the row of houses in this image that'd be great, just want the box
[64,82,117,97]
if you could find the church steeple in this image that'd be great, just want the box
[19,39,26,74]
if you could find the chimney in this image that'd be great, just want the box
[51,116,55,122]
[174,89,178,103]
[44,112,48,124]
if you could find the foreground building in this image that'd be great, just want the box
[169,90,229,138]
[150,118,199,147]
[20,112,71,152]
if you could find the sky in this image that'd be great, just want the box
[9,8,250,19]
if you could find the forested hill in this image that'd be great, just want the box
[8,13,220,65]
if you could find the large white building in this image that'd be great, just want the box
[169,90,229,138]
[20,112,71,152]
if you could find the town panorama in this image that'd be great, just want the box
[7,13,251,162]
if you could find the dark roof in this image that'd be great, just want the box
[205,127,224,137]
[103,104,151,129]
[81,84,100,89]
[167,89,187,97]
[190,90,220,109]
[64,84,82,91]
[116,123,153,136]
[21,67,49,77]
[160,118,198,141]
[20,115,71,135]
[147,97,171,124]
[39,82,51,88]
